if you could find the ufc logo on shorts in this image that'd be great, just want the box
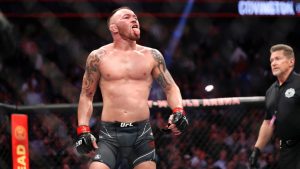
[120,122,133,127]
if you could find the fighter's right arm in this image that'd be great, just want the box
[75,50,103,154]
[77,50,102,126]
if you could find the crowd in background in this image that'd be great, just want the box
[1,105,280,169]
[1,2,300,169]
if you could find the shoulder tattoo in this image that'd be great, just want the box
[83,50,105,94]
[151,49,174,89]
[151,49,166,71]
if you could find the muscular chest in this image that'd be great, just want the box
[100,53,153,80]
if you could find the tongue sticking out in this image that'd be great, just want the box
[132,28,140,36]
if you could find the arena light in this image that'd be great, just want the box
[205,84,214,92]
[238,0,295,16]
[164,0,195,67]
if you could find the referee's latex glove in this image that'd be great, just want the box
[249,147,260,169]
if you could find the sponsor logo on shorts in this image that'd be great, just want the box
[148,140,155,149]
[120,122,134,127]
[94,154,101,160]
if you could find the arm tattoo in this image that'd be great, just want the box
[82,50,104,97]
[151,49,166,71]
[157,74,168,88]
[151,49,174,89]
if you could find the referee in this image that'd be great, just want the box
[249,44,300,169]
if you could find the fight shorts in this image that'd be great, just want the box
[92,120,157,169]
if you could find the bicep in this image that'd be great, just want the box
[151,49,175,89]
[81,52,101,98]
[153,69,175,89]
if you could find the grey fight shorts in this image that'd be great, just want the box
[92,120,157,169]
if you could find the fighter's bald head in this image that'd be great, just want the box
[107,6,132,28]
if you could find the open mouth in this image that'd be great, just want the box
[131,24,140,36]
[132,25,139,29]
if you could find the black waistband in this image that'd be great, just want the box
[101,119,149,128]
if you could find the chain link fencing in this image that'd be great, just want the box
[0,99,280,169]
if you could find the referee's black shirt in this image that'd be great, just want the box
[265,71,300,140]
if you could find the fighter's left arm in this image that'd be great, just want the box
[151,49,182,108]
[151,49,188,134]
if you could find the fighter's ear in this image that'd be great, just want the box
[109,24,118,33]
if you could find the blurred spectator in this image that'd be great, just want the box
[213,149,228,169]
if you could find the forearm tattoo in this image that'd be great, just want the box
[151,49,174,89]
[82,50,104,97]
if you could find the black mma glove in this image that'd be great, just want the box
[249,147,261,169]
[75,125,96,154]
[170,107,189,132]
